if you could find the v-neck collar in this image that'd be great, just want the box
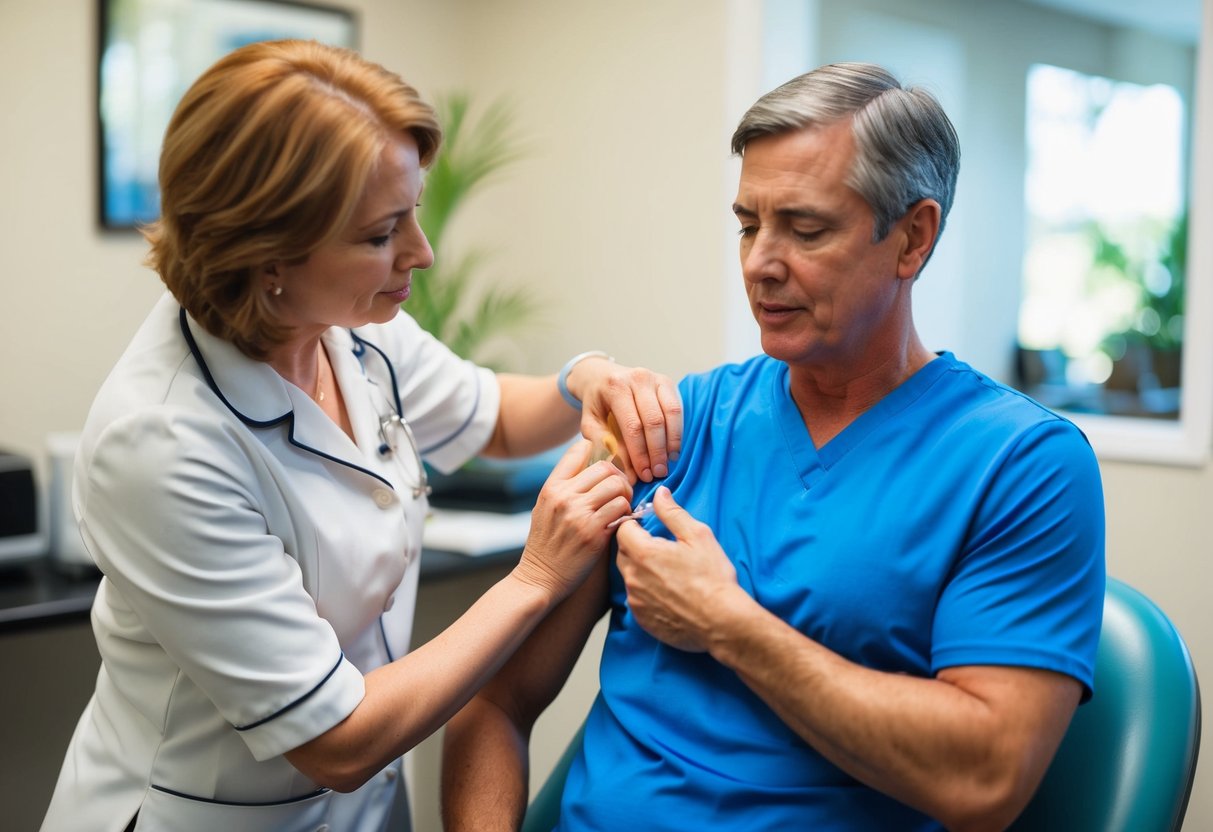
[773,353,954,489]
[178,307,390,485]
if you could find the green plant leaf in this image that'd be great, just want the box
[406,91,542,367]
[419,93,528,255]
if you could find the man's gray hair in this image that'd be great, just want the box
[731,62,960,243]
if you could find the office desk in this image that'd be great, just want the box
[0,545,522,633]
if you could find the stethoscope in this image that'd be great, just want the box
[179,307,433,500]
[376,412,430,499]
[351,332,432,499]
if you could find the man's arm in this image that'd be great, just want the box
[709,603,1078,832]
[615,487,1081,832]
[442,556,611,832]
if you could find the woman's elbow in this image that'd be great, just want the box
[285,743,378,794]
[316,764,377,794]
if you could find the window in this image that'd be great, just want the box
[744,0,1211,465]
[1018,64,1186,421]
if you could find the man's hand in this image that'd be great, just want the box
[615,486,750,651]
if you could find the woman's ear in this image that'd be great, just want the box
[896,199,942,280]
[261,263,283,296]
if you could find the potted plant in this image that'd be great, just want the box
[412,93,540,369]
[412,93,556,508]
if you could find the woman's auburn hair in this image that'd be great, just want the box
[143,39,441,360]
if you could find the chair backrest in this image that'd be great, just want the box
[523,578,1202,832]
[521,723,585,832]
[1009,576,1201,832]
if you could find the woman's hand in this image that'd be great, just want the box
[513,439,633,600]
[565,357,683,483]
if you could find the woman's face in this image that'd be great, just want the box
[269,134,433,341]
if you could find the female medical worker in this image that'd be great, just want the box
[41,40,681,832]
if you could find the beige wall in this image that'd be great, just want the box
[1,0,1209,829]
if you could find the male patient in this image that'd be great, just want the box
[441,62,1105,832]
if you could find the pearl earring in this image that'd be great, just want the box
[271,284,283,296]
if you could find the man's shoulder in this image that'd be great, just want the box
[933,354,1094,456]
[937,354,1074,422]
[682,353,780,394]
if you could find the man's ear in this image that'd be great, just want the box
[896,199,942,280]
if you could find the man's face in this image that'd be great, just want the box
[733,121,910,369]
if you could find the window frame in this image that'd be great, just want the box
[738,0,1211,468]
[1072,5,1212,467]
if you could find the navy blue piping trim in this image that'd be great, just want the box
[233,652,346,732]
[420,374,481,455]
[349,330,482,456]
[149,784,330,806]
[350,330,403,414]
[379,616,396,662]
[179,308,394,489]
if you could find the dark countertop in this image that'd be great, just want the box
[0,546,521,633]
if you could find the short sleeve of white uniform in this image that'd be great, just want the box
[80,409,366,762]
[352,313,501,474]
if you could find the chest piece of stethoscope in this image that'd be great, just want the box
[377,413,432,499]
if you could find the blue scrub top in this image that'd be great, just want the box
[558,352,1105,831]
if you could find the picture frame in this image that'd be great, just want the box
[96,0,358,230]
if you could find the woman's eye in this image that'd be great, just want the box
[794,229,824,242]
[737,226,757,238]
[368,226,400,248]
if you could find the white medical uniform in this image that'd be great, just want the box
[41,293,499,832]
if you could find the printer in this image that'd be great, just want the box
[0,449,46,565]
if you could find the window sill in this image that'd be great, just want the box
[1069,410,1211,467]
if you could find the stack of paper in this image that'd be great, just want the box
[422,508,532,557]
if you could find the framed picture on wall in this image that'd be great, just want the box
[96,0,358,230]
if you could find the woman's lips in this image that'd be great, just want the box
[384,282,411,302]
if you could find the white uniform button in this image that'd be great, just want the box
[373,488,395,508]
[383,595,396,613]
[384,768,399,782]
[316,826,330,832]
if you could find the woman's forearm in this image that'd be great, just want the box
[284,570,556,791]
[483,373,580,458]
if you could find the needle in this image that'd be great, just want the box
[607,500,654,530]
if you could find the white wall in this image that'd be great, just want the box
[1,0,1209,829]
[422,0,738,379]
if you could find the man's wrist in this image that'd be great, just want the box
[557,350,614,410]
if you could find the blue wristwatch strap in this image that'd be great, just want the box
[558,351,612,410]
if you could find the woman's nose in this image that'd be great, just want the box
[397,224,434,272]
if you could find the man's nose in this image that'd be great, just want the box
[742,231,787,284]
